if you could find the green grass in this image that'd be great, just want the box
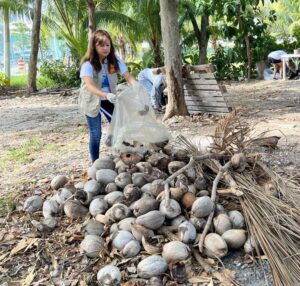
[10,74,57,89]
[0,193,16,217]
[11,74,27,88]
[0,138,43,171]
[45,143,60,151]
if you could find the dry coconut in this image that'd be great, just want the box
[203,233,228,258]
[137,255,168,279]
[162,241,190,262]
[80,235,104,258]
[191,196,214,218]
[23,195,43,213]
[222,229,247,249]
[213,213,232,235]
[97,265,121,286]
[228,210,245,229]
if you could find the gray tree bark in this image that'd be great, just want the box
[28,0,42,92]
[86,0,96,39]
[159,0,188,120]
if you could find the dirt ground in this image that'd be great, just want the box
[0,79,299,285]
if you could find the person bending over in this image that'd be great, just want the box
[137,67,166,112]
[267,50,297,79]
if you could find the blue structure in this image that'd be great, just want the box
[1,22,66,73]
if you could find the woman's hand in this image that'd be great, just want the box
[106,93,117,103]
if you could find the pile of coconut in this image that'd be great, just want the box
[23,108,300,285]
[23,140,257,285]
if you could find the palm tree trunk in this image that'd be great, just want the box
[28,0,42,92]
[160,0,188,120]
[86,0,96,39]
[3,7,11,85]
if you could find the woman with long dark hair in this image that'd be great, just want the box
[79,30,136,162]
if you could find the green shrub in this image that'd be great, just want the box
[209,47,244,80]
[37,75,56,89]
[182,47,199,65]
[39,60,80,88]
[0,73,9,87]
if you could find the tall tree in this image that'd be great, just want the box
[86,0,96,38]
[43,0,89,61]
[182,1,210,64]
[28,0,42,92]
[159,0,188,120]
[3,5,10,84]
[0,0,29,85]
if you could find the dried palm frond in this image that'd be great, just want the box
[233,173,300,286]
[253,160,300,208]
[213,109,250,152]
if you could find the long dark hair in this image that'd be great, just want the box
[80,30,120,73]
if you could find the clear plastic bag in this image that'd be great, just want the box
[105,82,171,153]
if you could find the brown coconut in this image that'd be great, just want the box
[181,192,196,210]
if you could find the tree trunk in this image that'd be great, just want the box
[118,35,126,59]
[28,0,42,92]
[199,16,209,64]
[151,39,162,67]
[245,35,251,80]
[3,7,10,85]
[86,0,96,39]
[159,0,188,120]
[184,3,201,63]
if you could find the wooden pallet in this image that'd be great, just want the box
[182,64,231,114]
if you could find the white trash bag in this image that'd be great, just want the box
[105,82,171,153]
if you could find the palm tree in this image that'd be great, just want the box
[42,0,88,61]
[127,0,163,66]
[28,0,42,92]
[0,0,29,84]
[42,0,139,62]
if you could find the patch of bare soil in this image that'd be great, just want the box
[0,80,299,285]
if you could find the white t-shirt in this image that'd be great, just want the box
[268,50,287,60]
[138,68,164,90]
[80,55,128,92]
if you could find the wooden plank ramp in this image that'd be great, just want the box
[182,64,230,114]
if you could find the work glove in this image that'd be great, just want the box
[106,93,118,104]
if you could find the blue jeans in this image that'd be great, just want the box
[85,100,114,162]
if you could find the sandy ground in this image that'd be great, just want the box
[0,80,299,285]
[1,80,299,193]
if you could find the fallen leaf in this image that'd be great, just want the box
[10,238,38,256]
[0,252,10,265]
[23,267,36,286]
[189,274,211,283]
[79,281,88,286]
[208,277,214,286]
